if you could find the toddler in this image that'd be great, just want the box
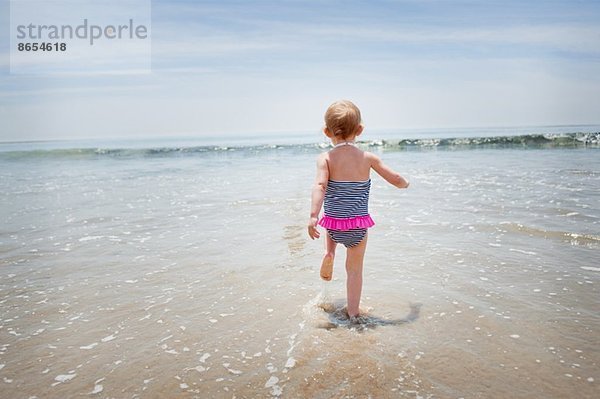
[308,100,410,320]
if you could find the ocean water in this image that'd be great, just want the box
[0,127,599,398]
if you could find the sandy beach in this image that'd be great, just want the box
[0,133,599,398]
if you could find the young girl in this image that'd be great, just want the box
[307,100,410,321]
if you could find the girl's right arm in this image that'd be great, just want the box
[308,153,329,239]
[368,152,410,189]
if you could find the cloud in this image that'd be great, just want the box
[0,83,160,98]
[295,24,600,54]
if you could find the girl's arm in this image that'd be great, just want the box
[368,152,410,188]
[308,153,329,239]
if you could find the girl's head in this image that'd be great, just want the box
[324,100,363,140]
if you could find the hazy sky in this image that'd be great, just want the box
[1,0,599,141]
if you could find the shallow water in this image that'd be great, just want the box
[0,140,598,398]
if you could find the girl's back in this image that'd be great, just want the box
[325,144,371,181]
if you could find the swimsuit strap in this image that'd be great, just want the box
[332,141,357,149]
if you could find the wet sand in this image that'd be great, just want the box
[0,145,598,398]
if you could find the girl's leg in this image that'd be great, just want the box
[320,232,337,281]
[345,232,368,317]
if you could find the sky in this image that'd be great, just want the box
[0,0,599,141]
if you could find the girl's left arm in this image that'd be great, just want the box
[308,154,329,239]
[368,152,410,189]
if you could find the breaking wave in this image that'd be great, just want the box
[1,132,598,160]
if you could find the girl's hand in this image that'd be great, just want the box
[308,217,320,239]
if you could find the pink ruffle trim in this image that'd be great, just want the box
[318,215,375,231]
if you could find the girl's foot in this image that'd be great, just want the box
[320,254,334,281]
[349,314,368,325]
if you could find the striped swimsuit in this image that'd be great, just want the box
[318,179,375,248]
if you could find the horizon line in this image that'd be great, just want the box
[2,123,600,144]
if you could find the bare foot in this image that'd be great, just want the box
[349,315,368,325]
[320,254,334,281]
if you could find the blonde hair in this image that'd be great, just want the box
[324,100,362,140]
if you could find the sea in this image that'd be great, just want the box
[0,125,599,398]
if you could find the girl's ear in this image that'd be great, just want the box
[355,124,364,136]
[323,126,333,137]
